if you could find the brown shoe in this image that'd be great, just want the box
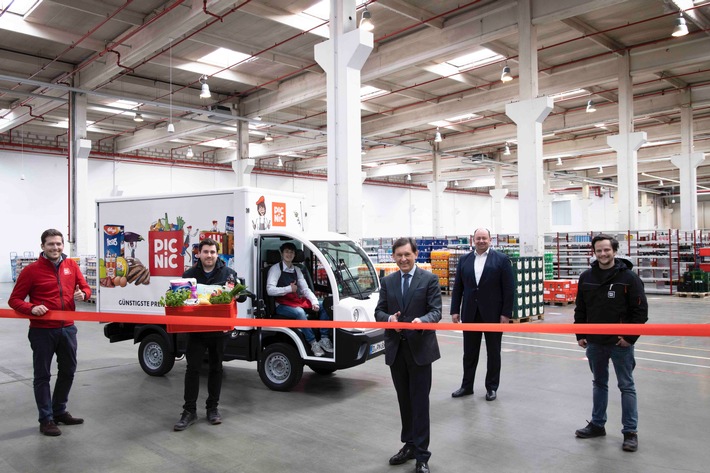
[54,412,84,425]
[40,421,62,436]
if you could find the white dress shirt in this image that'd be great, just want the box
[474,248,489,285]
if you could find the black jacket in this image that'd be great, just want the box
[182,257,237,286]
[574,257,648,345]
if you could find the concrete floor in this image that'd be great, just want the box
[1,282,709,473]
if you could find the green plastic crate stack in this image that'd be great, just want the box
[510,256,545,319]
[690,269,709,293]
[544,252,554,280]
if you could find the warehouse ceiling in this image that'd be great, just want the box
[1,0,710,199]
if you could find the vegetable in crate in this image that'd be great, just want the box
[209,283,248,304]
[159,289,190,307]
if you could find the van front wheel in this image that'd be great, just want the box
[258,343,303,391]
[138,334,175,376]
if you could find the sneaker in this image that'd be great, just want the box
[54,412,84,425]
[39,420,61,437]
[173,410,197,431]
[622,432,638,452]
[575,421,606,438]
[319,337,334,353]
[206,408,222,425]
[310,340,325,357]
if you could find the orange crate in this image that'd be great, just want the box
[166,303,236,333]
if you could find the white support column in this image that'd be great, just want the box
[580,183,595,231]
[314,0,373,240]
[69,92,91,256]
[233,113,254,187]
[505,0,553,256]
[427,143,445,236]
[607,53,646,231]
[489,188,509,234]
[670,89,704,230]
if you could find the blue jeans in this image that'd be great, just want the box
[586,342,638,433]
[274,305,330,344]
[28,325,78,423]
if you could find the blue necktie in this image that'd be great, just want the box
[402,273,411,299]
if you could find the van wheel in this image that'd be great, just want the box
[138,334,175,376]
[258,343,303,391]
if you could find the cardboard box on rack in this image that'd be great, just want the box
[166,303,236,333]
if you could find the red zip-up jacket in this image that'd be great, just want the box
[9,253,91,328]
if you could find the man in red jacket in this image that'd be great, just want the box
[9,229,91,437]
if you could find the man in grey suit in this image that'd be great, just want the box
[450,228,514,402]
[375,237,441,473]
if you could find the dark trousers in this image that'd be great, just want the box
[28,325,78,423]
[390,339,432,463]
[183,332,225,412]
[461,311,502,392]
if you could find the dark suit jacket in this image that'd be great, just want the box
[375,266,442,366]
[450,249,514,323]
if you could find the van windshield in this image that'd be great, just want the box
[312,240,378,300]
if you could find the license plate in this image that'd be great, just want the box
[369,341,385,355]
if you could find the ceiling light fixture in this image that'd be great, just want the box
[434,128,442,143]
[133,111,143,122]
[672,14,688,37]
[277,157,283,167]
[454,180,459,186]
[360,6,374,32]
[265,133,273,142]
[186,146,194,158]
[500,64,513,82]
[199,75,211,99]
[488,167,494,173]
[586,100,597,113]
[598,165,603,174]
[504,143,511,155]
[168,38,175,134]
[557,157,563,166]
[659,179,664,187]
[406,173,412,181]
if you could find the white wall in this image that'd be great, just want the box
[0,149,548,283]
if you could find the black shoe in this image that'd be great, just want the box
[575,421,606,438]
[388,445,416,465]
[622,432,638,452]
[39,420,61,436]
[173,410,197,431]
[451,387,473,398]
[54,412,84,425]
[485,390,497,401]
[416,461,430,473]
[207,408,222,425]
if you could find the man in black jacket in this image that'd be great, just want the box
[174,238,238,431]
[574,234,648,452]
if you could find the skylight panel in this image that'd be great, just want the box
[549,88,588,101]
[199,48,252,68]
[360,86,387,99]
[5,0,42,16]
[446,48,503,70]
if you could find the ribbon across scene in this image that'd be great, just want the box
[1,308,709,337]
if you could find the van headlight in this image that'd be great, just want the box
[353,308,360,322]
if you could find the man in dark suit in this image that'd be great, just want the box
[375,237,441,473]
[450,228,514,402]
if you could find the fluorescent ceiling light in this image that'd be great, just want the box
[428,120,450,128]
[470,177,497,188]
[446,113,479,122]
[289,0,330,38]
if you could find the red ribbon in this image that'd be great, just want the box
[1,308,709,337]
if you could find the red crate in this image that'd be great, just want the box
[166,303,236,333]
[698,248,710,257]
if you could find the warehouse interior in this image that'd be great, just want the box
[1,1,710,472]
